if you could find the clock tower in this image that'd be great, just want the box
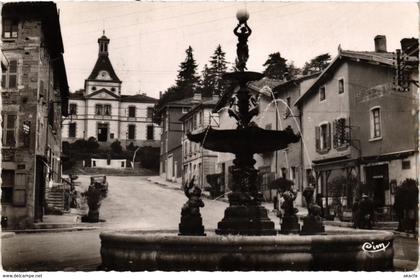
[84,31,122,97]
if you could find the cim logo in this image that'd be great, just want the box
[362,241,391,253]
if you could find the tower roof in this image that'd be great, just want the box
[87,32,121,83]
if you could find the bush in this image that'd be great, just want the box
[126,142,138,152]
[395,178,419,210]
[62,141,70,155]
[86,137,99,151]
[110,140,123,154]
[62,157,76,171]
[138,146,160,170]
[71,139,88,151]
[269,177,294,192]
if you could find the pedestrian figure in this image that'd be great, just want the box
[358,194,374,229]
[273,194,278,211]
[352,199,360,228]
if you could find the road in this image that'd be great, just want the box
[1,176,418,271]
[2,176,229,271]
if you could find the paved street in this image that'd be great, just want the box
[2,175,229,271]
[1,175,418,271]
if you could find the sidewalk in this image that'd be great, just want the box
[2,208,100,236]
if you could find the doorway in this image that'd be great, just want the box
[365,164,389,208]
[97,123,108,142]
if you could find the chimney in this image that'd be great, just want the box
[192,93,202,103]
[374,35,387,53]
[159,91,162,99]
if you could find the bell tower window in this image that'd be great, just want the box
[98,30,110,56]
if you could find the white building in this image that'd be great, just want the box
[62,33,160,147]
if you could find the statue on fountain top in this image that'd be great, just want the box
[234,22,252,72]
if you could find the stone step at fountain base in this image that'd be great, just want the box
[215,205,276,235]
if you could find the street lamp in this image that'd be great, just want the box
[132,146,140,170]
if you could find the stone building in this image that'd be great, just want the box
[179,94,219,188]
[295,36,419,219]
[156,97,193,183]
[61,33,160,148]
[1,2,69,229]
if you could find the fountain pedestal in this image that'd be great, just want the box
[216,204,276,235]
[300,215,325,235]
[280,215,301,234]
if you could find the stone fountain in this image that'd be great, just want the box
[99,10,394,271]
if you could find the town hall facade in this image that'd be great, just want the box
[62,33,160,148]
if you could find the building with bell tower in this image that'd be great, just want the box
[62,32,160,148]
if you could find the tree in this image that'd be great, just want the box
[263,52,288,79]
[199,64,213,97]
[286,61,302,80]
[302,53,331,75]
[176,46,200,99]
[154,46,201,123]
[208,45,227,96]
[110,140,123,154]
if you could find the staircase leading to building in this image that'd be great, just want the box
[45,185,65,213]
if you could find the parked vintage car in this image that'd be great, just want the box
[90,175,109,197]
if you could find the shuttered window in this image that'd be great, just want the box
[316,123,331,153]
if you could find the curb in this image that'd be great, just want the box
[393,231,418,239]
[1,232,16,238]
[5,226,99,234]
[394,259,419,271]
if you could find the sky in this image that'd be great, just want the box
[57,1,418,99]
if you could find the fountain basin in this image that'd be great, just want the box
[100,229,394,271]
[187,126,300,154]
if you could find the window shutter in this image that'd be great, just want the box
[345,117,350,146]
[332,120,337,149]
[326,122,331,150]
[315,126,320,153]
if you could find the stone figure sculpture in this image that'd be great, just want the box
[300,185,325,235]
[234,22,252,71]
[178,176,206,236]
